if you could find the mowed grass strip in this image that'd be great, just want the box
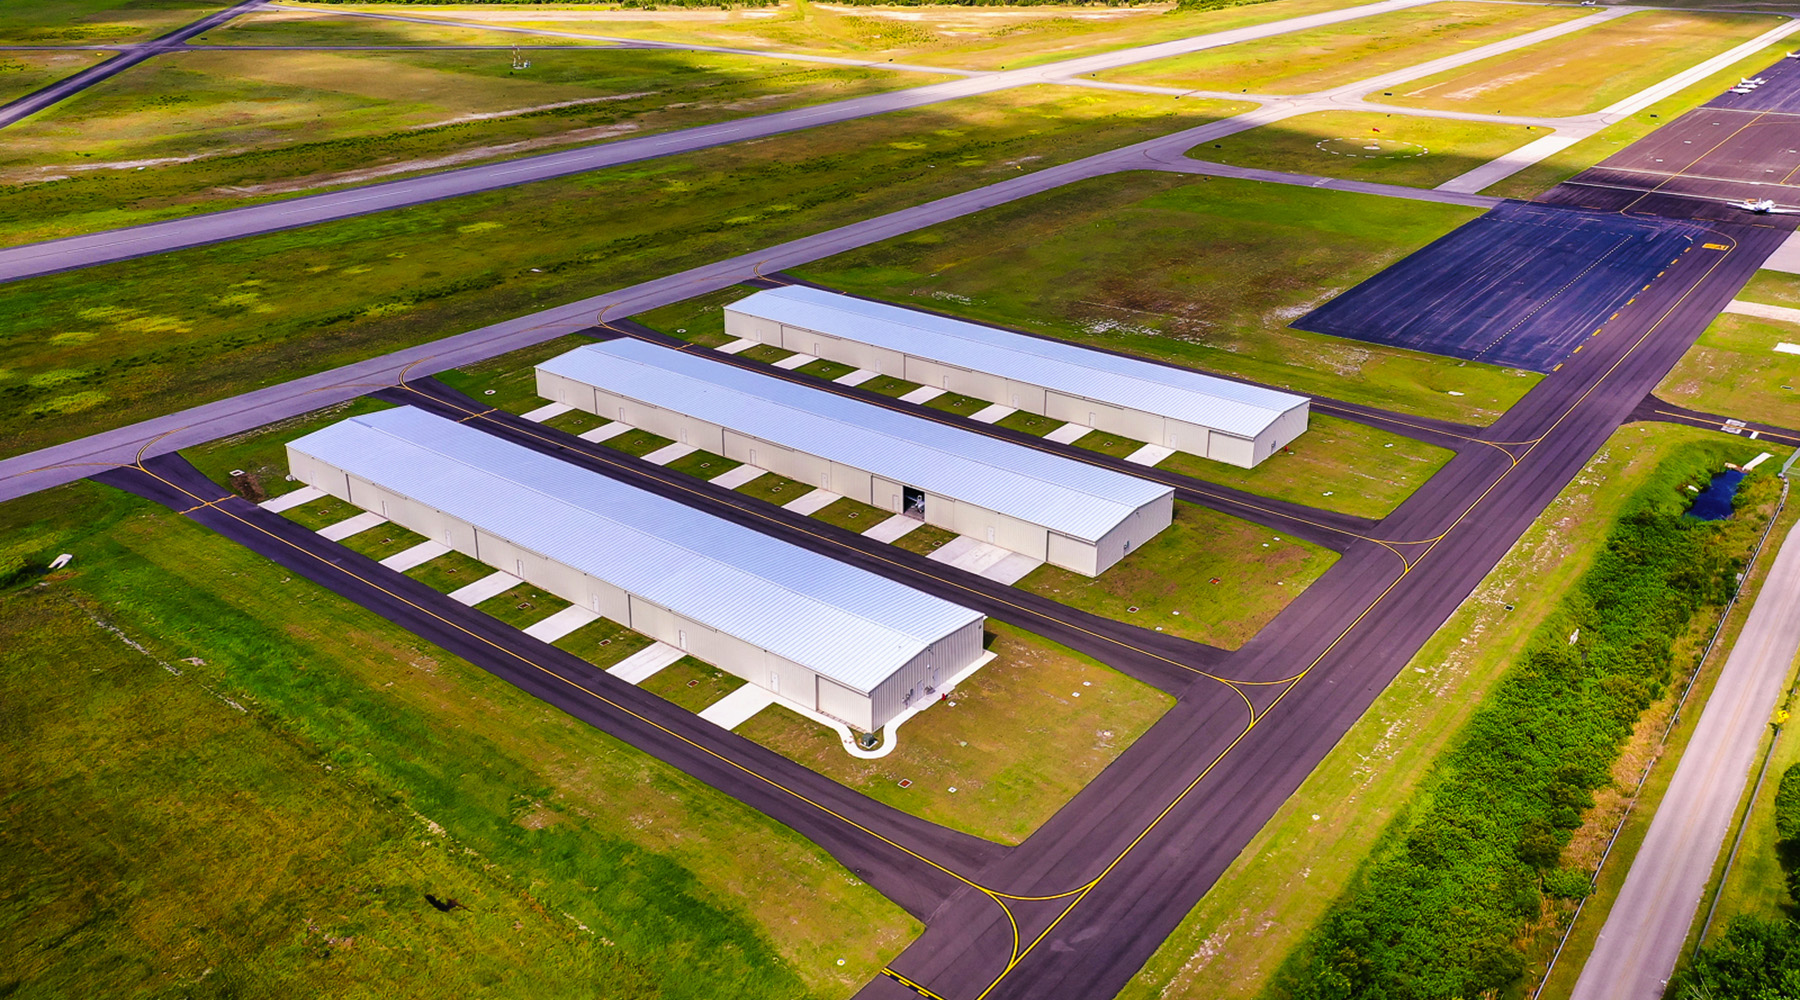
[798,172,1531,425]
[182,395,395,505]
[427,0,1369,73]
[0,87,1246,461]
[1156,412,1454,519]
[736,621,1172,844]
[1017,501,1334,650]
[1189,111,1543,189]
[0,0,218,44]
[554,614,654,670]
[640,657,746,714]
[1656,308,1800,432]
[1384,10,1782,117]
[1485,40,1798,200]
[0,51,108,104]
[0,482,919,997]
[1121,424,1771,1000]
[1098,1,1587,95]
[0,49,937,242]
[435,333,597,413]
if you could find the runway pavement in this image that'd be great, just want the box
[1546,54,1800,219]
[0,0,1445,284]
[1570,511,1800,1000]
[0,0,269,130]
[0,122,1496,505]
[13,14,1800,1000]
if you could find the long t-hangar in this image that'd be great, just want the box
[723,285,1311,468]
[285,406,987,732]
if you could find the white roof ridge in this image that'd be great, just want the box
[348,410,950,648]
[564,342,1153,513]
[760,285,1307,407]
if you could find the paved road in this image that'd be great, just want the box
[1570,512,1800,1000]
[1632,393,1800,448]
[0,0,268,130]
[0,125,1494,505]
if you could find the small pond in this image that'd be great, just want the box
[1686,469,1744,521]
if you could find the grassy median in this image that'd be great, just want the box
[0,86,1245,461]
[736,621,1172,844]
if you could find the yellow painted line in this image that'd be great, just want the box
[883,969,950,999]
[1553,363,1564,371]
[1704,243,1731,251]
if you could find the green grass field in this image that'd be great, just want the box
[182,396,396,505]
[799,172,1534,425]
[475,581,573,631]
[553,613,654,668]
[735,470,810,505]
[737,621,1172,844]
[893,522,958,556]
[1657,311,1800,433]
[1098,2,1585,95]
[0,86,1245,462]
[404,548,494,594]
[640,657,747,713]
[1156,412,1454,519]
[0,49,929,243]
[337,522,430,563]
[664,448,740,479]
[1018,501,1334,650]
[0,0,220,44]
[813,496,890,533]
[1385,10,1781,117]
[0,51,108,105]
[0,481,918,997]
[1486,40,1798,200]
[1190,110,1543,189]
[352,0,1371,73]
[435,333,596,413]
[1122,423,1776,1000]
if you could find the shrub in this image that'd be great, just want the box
[1673,917,1800,999]
[1267,447,1777,1000]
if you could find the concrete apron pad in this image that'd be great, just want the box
[716,338,758,355]
[782,487,840,515]
[863,513,924,543]
[834,369,877,386]
[1043,423,1092,445]
[969,403,1015,424]
[522,605,600,643]
[607,641,685,683]
[380,538,450,571]
[259,484,325,512]
[898,386,945,404]
[929,535,1044,583]
[317,511,388,541]
[772,352,817,370]
[1125,443,1175,466]
[578,421,632,443]
[697,684,777,730]
[520,401,572,422]
[448,569,522,606]
[641,442,697,466]
[709,464,767,489]
[1725,299,1800,325]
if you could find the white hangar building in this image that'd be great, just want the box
[285,406,986,732]
[723,285,1311,469]
[536,339,1174,577]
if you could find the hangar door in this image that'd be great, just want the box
[817,677,864,726]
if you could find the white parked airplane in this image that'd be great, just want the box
[1734,198,1800,214]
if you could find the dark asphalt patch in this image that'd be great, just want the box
[1292,202,1701,372]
